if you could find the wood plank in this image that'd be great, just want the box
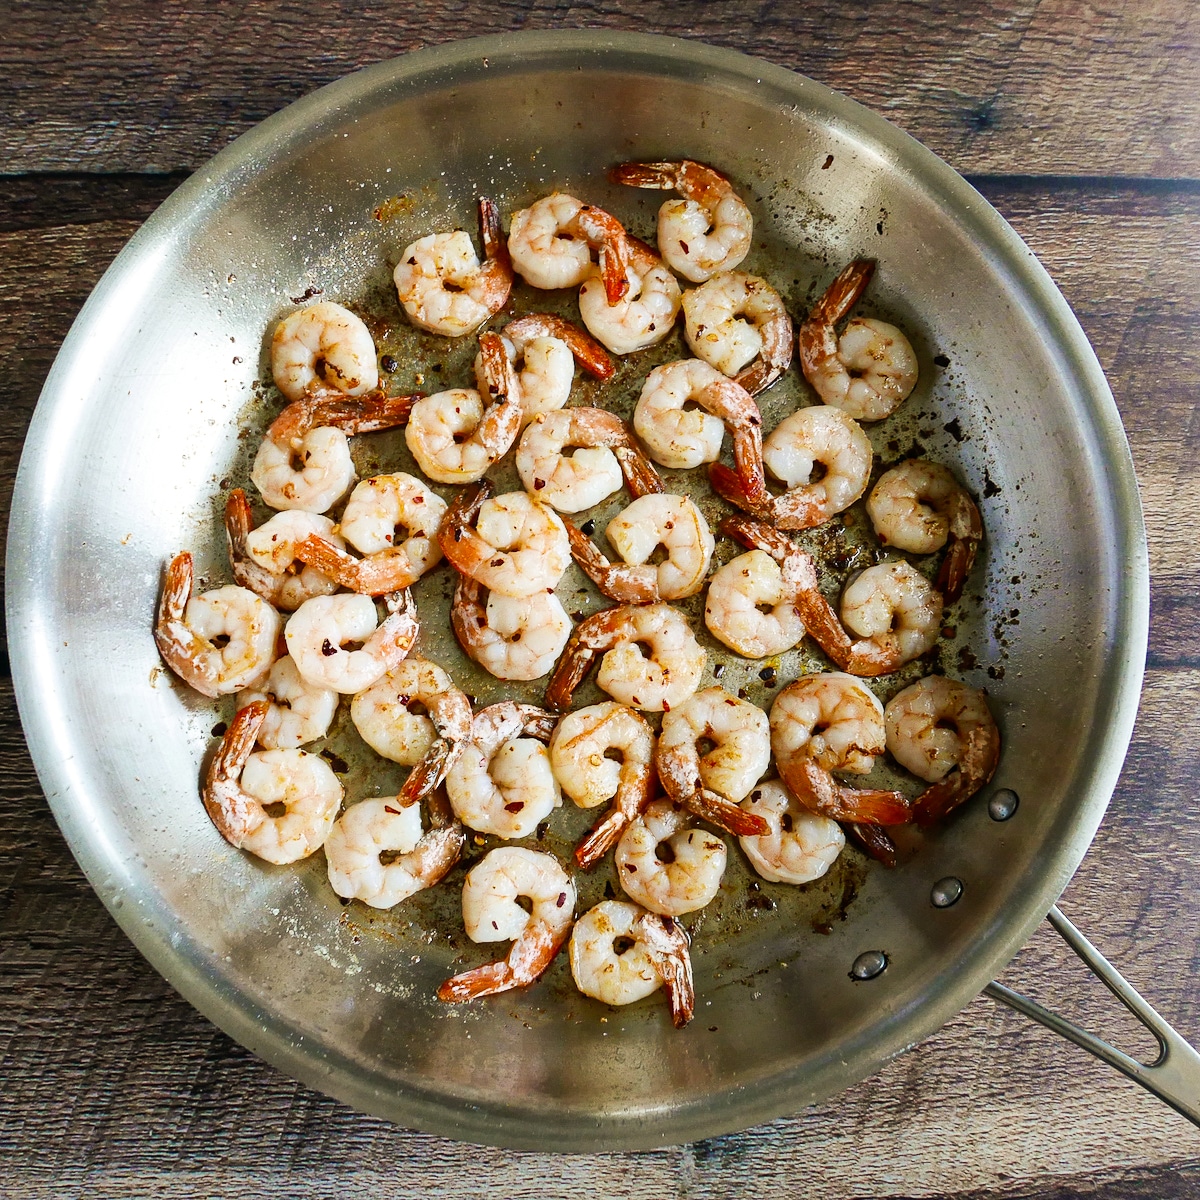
[1,1,1198,178]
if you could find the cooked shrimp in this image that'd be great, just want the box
[885,675,1001,825]
[438,482,570,598]
[154,552,280,699]
[610,159,752,284]
[251,389,416,513]
[224,490,342,611]
[481,313,614,427]
[654,687,772,837]
[295,472,446,595]
[615,798,727,917]
[445,702,561,838]
[798,561,943,677]
[799,259,918,420]
[682,271,793,394]
[507,193,632,300]
[285,589,418,694]
[349,656,472,806]
[325,793,464,909]
[546,603,706,714]
[566,494,714,604]
[711,404,872,529]
[516,407,663,513]
[451,572,572,682]
[404,331,522,484]
[704,549,807,660]
[236,655,338,750]
[769,673,909,828]
[738,778,845,884]
[578,236,682,355]
[438,846,575,1001]
[867,459,983,604]
[569,900,694,1027]
[548,702,656,868]
[632,362,769,510]
[271,301,378,401]
[202,701,342,864]
[394,197,513,337]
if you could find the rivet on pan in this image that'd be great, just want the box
[930,877,963,908]
[988,788,1019,821]
[850,950,888,981]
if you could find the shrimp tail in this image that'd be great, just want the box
[719,513,797,562]
[708,461,775,522]
[202,700,270,845]
[438,919,569,1001]
[563,517,660,604]
[574,204,632,304]
[936,494,984,605]
[504,313,615,381]
[545,619,603,712]
[478,196,511,271]
[437,479,492,573]
[608,161,680,190]
[369,588,420,662]
[155,551,223,698]
[295,533,421,596]
[223,490,277,603]
[614,442,665,499]
[811,258,876,327]
[783,757,911,825]
[574,770,656,870]
[913,724,1001,826]
[635,912,695,1028]
[844,822,899,868]
[682,786,771,838]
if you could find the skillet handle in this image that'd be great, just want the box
[985,905,1200,1126]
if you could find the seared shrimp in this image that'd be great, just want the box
[271,301,378,401]
[251,389,416,513]
[516,407,663,513]
[394,197,513,337]
[236,655,338,750]
[610,159,752,283]
[438,482,570,598]
[285,590,418,694]
[682,271,793,394]
[885,676,1000,825]
[202,701,342,864]
[325,793,464,909]
[445,702,561,838]
[438,846,575,1001]
[451,573,572,682]
[867,459,983,604]
[711,404,872,529]
[546,603,706,713]
[798,560,943,677]
[615,798,727,917]
[484,313,614,427]
[405,331,522,484]
[738,778,845,884]
[294,472,445,596]
[799,259,918,420]
[155,552,280,698]
[566,494,714,604]
[548,702,656,868]
[507,193,630,300]
[349,656,472,806]
[654,687,772,837]
[569,900,694,1027]
[704,548,807,660]
[578,236,682,355]
[769,673,910,833]
[224,490,342,612]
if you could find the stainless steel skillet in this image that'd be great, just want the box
[5,30,1178,1149]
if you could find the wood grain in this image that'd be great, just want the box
[1,1,1198,179]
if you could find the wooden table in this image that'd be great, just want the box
[3,3,1199,1195]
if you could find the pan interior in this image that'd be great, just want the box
[8,33,1146,1149]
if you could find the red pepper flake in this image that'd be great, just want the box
[321,638,337,656]
[624,863,637,871]
[556,892,566,907]
[491,557,505,567]
[504,801,525,813]
[533,478,546,490]
[384,805,402,815]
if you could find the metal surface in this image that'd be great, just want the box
[5,31,1149,1150]
[986,909,1200,1127]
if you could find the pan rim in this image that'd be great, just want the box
[6,29,1149,1150]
